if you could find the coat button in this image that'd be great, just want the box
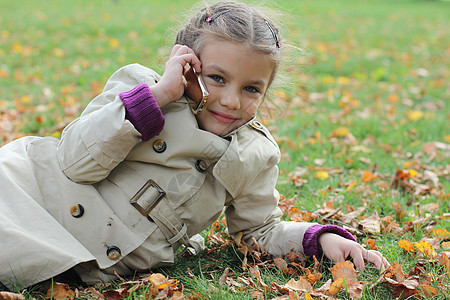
[195,159,208,172]
[70,204,84,218]
[250,121,262,129]
[153,139,167,153]
[106,246,121,260]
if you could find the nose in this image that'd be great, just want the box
[218,88,240,110]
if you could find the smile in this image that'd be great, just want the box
[210,110,238,124]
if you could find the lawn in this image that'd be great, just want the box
[0,0,448,299]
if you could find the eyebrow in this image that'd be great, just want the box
[205,64,268,87]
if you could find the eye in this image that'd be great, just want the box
[209,74,224,83]
[244,86,260,94]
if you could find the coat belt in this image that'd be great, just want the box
[107,163,199,253]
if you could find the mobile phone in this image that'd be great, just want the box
[183,64,209,115]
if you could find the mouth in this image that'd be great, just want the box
[210,110,239,124]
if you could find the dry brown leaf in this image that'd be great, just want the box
[391,202,405,219]
[419,286,440,298]
[274,257,288,272]
[103,289,129,300]
[358,210,381,234]
[329,261,358,286]
[283,277,312,292]
[219,268,230,286]
[0,292,25,300]
[249,266,270,291]
[45,282,75,300]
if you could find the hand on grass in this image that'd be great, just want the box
[318,232,390,273]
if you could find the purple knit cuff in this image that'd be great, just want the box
[302,224,356,258]
[119,83,165,142]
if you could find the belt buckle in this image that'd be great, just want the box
[130,179,166,216]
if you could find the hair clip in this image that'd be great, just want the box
[265,20,281,49]
[206,9,233,23]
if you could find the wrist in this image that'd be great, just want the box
[150,82,174,108]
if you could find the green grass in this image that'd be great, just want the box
[1,0,449,299]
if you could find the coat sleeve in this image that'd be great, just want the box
[56,64,161,184]
[224,153,316,257]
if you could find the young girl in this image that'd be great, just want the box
[0,1,389,290]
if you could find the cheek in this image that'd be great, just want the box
[242,100,262,117]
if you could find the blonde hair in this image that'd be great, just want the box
[175,1,282,86]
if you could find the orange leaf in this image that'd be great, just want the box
[329,261,358,286]
[367,238,378,250]
[330,127,350,138]
[398,240,415,253]
[361,170,376,183]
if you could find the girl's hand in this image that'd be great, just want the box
[318,232,390,273]
[150,45,202,108]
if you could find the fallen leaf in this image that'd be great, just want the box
[329,261,358,286]
[0,292,25,300]
[398,240,415,253]
[284,277,312,292]
[330,127,350,138]
[391,202,405,219]
[367,238,378,250]
[361,170,376,183]
[326,278,344,296]
[314,171,329,180]
[358,211,381,234]
[45,282,75,300]
[103,289,129,300]
[414,240,436,258]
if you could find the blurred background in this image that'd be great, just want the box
[0,0,448,145]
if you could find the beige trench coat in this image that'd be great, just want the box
[0,64,314,289]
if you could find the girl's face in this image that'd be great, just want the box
[195,38,275,136]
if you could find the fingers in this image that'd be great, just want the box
[350,246,366,273]
[366,250,391,272]
[168,45,202,72]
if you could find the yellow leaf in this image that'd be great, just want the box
[346,180,357,191]
[52,48,65,57]
[109,38,120,48]
[304,292,314,300]
[406,110,424,121]
[337,76,350,85]
[314,171,329,180]
[12,41,23,53]
[432,228,450,237]
[398,239,415,252]
[1,30,10,38]
[327,278,344,295]
[408,169,418,177]
[445,135,450,143]
[414,240,436,258]
[330,127,349,138]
